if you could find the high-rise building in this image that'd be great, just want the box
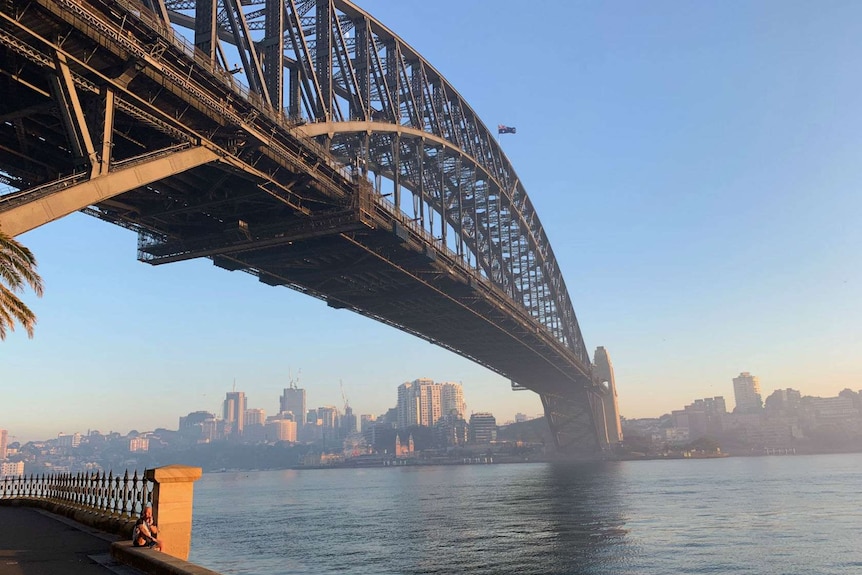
[245,408,266,426]
[224,391,247,435]
[441,382,466,420]
[397,379,455,429]
[594,346,623,443]
[341,405,357,435]
[733,372,763,414]
[280,387,306,428]
[359,414,376,433]
[0,429,7,460]
[266,419,297,442]
[469,412,497,444]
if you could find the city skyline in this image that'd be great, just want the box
[1,372,856,444]
[3,0,861,441]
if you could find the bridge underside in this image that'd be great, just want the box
[0,0,609,457]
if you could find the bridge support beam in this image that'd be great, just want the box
[540,386,607,458]
[0,146,219,236]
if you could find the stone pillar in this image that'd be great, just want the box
[146,465,203,560]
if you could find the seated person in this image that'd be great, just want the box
[132,506,162,550]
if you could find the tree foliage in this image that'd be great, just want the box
[0,226,44,340]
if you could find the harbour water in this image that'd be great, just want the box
[189,453,862,574]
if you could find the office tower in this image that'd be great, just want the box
[594,346,623,442]
[317,406,338,430]
[733,372,763,414]
[360,414,376,433]
[266,419,297,442]
[223,391,247,435]
[245,408,266,426]
[0,429,7,460]
[280,387,306,428]
[469,412,497,444]
[441,382,466,420]
[341,405,357,435]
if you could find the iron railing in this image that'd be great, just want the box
[0,470,152,519]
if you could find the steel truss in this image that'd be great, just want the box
[0,0,609,456]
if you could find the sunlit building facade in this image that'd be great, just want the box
[733,372,763,414]
[223,391,247,435]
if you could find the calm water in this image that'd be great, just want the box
[189,454,862,574]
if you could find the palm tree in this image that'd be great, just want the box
[0,225,44,340]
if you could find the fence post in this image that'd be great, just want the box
[145,465,202,560]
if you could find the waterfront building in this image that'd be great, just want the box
[469,412,497,444]
[280,387,306,428]
[435,415,469,446]
[0,429,6,460]
[732,372,763,414]
[223,391,247,435]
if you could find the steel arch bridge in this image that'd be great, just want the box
[0,0,621,456]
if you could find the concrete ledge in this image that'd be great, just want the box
[112,541,223,575]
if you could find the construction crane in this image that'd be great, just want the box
[340,379,349,412]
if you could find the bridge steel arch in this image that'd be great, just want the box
[0,0,617,456]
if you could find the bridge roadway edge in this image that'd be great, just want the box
[0,499,224,575]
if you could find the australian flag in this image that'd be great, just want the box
[498,124,517,134]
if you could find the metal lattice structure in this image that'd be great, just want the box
[0,0,616,455]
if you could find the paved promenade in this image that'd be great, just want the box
[0,505,142,575]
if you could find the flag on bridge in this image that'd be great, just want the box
[498,124,517,135]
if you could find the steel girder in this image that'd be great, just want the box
[0,0,607,456]
[160,0,593,377]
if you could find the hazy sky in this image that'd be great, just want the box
[3,1,861,442]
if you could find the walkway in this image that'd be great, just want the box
[0,505,142,575]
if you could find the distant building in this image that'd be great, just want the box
[733,372,763,414]
[0,429,6,460]
[280,387,306,428]
[179,411,218,442]
[435,415,468,446]
[129,437,149,452]
[245,408,266,426]
[0,461,24,477]
[265,419,297,442]
[441,382,466,420]
[397,379,465,428]
[672,397,726,440]
[224,391,247,435]
[469,412,497,444]
[359,414,376,433]
[515,413,528,423]
[765,388,802,417]
[341,405,357,436]
[56,433,82,449]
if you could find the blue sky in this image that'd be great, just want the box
[3,1,861,442]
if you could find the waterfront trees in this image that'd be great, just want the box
[0,226,43,340]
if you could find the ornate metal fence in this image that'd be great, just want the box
[0,470,152,519]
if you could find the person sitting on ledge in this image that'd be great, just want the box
[132,506,162,551]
